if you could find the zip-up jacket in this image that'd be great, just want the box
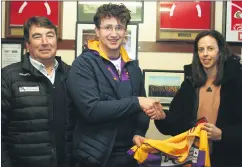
[1,53,72,167]
[66,47,150,167]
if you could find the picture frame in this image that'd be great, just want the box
[77,2,144,23]
[143,69,184,109]
[75,23,139,60]
[1,38,24,68]
[156,1,215,41]
[223,1,242,43]
[5,1,63,39]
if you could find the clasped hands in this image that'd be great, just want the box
[138,97,166,120]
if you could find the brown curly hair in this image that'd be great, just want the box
[93,3,131,29]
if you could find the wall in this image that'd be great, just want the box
[0,2,229,140]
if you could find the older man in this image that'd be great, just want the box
[1,16,73,167]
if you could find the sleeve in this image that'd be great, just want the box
[133,70,150,137]
[1,73,13,167]
[219,71,242,147]
[154,80,194,136]
[66,57,142,124]
[63,81,76,165]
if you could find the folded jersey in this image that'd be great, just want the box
[128,124,210,167]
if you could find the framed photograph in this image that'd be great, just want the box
[224,1,242,42]
[5,1,63,38]
[75,23,139,60]
[1,38,24,68]
[143,69,184,108]
[77,2,144,23]
[156,1,215,41]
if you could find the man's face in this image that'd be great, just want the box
[26,25,57,62]
[95,17,126,52]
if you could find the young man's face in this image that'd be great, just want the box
[95,17,126,52]
[26,25,57,62]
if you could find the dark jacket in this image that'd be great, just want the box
[155,56,242,167]
[66,49,149,167]
[1,53,72,167]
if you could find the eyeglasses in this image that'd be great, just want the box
[99,25,125,33]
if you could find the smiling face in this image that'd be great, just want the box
[197,35,220,75]
[26,25,57,62]
[95,16,126,53]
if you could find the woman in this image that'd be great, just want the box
[154,30,242,167]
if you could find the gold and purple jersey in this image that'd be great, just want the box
[128,124,210,167]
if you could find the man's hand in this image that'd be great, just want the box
[132,135,146,147]
[138,97,166,120]
[138,97,157,110]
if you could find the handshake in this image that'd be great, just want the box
[138,97,166,120]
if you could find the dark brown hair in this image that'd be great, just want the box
[93,3,131,29]
[24,16,57,43]
[192,30,232,87]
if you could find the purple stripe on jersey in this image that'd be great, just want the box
[195,150,205,167]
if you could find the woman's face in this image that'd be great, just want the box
[197,35,220,74]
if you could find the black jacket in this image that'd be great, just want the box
[66,49,149,167]
[155,56,242,167]
[1,53,71,167]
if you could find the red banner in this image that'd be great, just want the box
[9,1,59,26]
[160,2,211,30]
[231,1,242,31]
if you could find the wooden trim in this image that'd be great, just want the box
[2,38,240,54]
[156,2,160,42]
[228,43,242,55]
[5,2,10,38]
[57,39,75,50]
[138,41,241,54]
[138,41,194,52]
[55,40,241,55]
[58,2,63,39]
[210,2,215,29]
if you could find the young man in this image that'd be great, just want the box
[1,16,73,167]
[67,3,165,167]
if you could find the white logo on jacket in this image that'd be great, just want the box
[19,73,31,76]
[19,86,39,92]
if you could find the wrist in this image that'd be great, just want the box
[217,129,222,141]
[137,97,145,109]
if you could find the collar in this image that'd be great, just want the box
[29,56,59,73]
[87,40,132,63]
[22,53,66,77]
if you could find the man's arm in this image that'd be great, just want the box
[1,72,13,167]
[133,71,150,137]
[66,56,143,124]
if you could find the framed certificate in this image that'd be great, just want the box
[77,2,144,23]
[156,1,215,41]
[224,1,242,42]
[5,1,63,38]
[1,39,24,68]
[75,23,139,60]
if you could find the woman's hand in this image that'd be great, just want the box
[201,123,222,141]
